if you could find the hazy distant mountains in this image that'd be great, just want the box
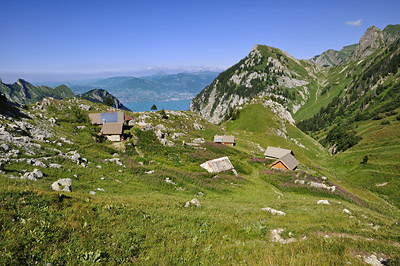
[39,71,219,103]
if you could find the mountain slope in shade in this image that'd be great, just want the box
[77,89,130,111]
[0,79,74,105]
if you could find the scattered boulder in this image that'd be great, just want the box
[51,178,72,192]
[262,207,286,216]
[363,254,385,266]
[0,162,4,170]
[49,117,56,124]
[317,200,330,205]
[145,170,154,174]
[89,191,96,195]
[165,177,176,185]
[185,198,201,208]
[0,143,11,152]
[79,104,91,111]
[96,188,105,192]
[193,123,204,130]
[172,133,185,140]
[33,160,47,168]
[21,168,43,181]
[270,228,296,244]
[49,163,62,168]
[343,209,352,215]
[308,181,335,192]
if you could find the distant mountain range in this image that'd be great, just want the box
[38,71,219,103]
[0,78,74,106]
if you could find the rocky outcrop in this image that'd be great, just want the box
[190,45,310,124]
[77,89,130,111]
[353,26,384,60]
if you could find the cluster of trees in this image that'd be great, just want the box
[296,96,342,133]
[320,124,361,152]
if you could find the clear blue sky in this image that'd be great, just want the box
[0,0,399,83]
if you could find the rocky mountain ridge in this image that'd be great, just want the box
[190,44,313,123]
[191,24,400,125]
[311,24,400,67]
[0,79,75,105]
[77,89,130,111]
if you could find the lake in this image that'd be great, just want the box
[124,99,191,112]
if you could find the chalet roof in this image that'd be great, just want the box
[200,156,234,173]
[222,136,235,143]
[214,135,235,143]
[273,153,299,170]
[264,146,292,159]
[88,113,101,124]
[89,112,128,125]
[100,122,124,135]
[100,112,124,124]
[214,135,224,142]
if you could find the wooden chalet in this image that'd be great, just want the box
[214,135,236,146]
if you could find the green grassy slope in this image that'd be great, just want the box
[1,98,399,265]
[321,111,400,209]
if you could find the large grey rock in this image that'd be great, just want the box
[0,143,11,152]
[33,168,43,178]
[51,178,72,192]
[21,168,43,181]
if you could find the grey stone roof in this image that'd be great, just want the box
[264,146,292,159]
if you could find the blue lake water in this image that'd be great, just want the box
[125,99,191,112]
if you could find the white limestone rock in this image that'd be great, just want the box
[51,178,72,192]
[262,207,286,216]
[317,200,330,205]
[185,198,201,208]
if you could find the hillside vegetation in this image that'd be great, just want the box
[1,95,399,265]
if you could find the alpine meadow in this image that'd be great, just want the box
[1,2,400,265]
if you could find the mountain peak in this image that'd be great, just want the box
[16,78,28,87]
[354,25,384,59]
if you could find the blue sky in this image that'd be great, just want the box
[0,0,399,83]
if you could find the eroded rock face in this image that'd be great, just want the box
[354,26,384,60]
[51,178,72,192]
[190,45,309,124]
